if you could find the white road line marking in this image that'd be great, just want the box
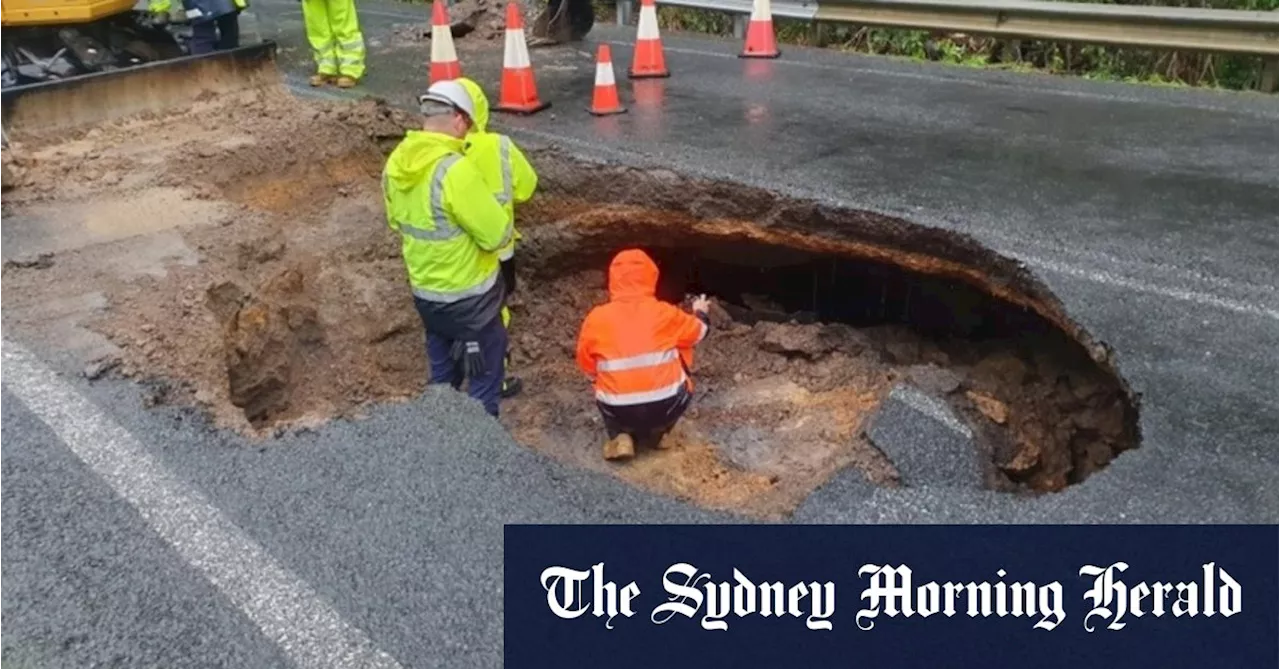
[2,342,405,669]
[1011,253,1279,319]
[971,228,1278,298]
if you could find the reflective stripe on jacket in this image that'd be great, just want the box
[458,78,538,262]
[576,250,708,406]
[382,130,512,303]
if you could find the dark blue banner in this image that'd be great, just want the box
[504,525,1277,668]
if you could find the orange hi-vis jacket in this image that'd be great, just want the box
[576,249,709,406]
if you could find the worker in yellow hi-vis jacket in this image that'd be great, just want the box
[302,0,367,88]
[456,78,538,399]
[147,0,172,23]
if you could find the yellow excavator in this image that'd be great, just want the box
[2,0,278,137]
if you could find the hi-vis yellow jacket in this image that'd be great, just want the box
[458,78,537,262]
[382,130,512,303]
[150,0,248,15]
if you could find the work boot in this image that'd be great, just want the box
[309,73,332,87]
[335,76,358,89]
[500,376,523,399]
[602,434,635,461]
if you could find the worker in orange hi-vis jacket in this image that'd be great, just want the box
[575,249,712,461]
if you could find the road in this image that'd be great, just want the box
[3,3,1277,666]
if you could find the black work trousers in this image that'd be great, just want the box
[597,385,692,442]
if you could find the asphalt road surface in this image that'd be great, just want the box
[3,3,1277,666]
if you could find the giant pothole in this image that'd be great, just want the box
[1,93,1139,519]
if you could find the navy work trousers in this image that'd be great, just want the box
[414,301,507,417]
[597,385,692,442]
[190,10,241,55]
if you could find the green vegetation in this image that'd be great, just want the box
[591,0,1277,90]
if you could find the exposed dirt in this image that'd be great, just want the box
[0,90,1139,518]
[389,0,526,44]
[0,162,16,190]
[3,90,418,430]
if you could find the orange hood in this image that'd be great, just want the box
[607,249,659,301]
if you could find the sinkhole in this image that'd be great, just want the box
[55,98,1139,519]
[500,181,1140,517]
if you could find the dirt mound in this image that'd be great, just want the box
[447,0,511,40]
[2,90,415,208]
[390,0,524,43]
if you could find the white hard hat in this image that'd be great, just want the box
[419,80,475,120]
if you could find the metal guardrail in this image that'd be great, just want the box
[616,0,1279,57]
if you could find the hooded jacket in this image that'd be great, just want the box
[576,250,709,406]
[383,129,512,332]
[458,78,538,262]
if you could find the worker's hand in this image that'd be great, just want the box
[691,294,711,314]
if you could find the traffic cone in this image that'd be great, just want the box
[740,0,781,59]
[429,0,461,83]
[629,0,669,79]
[588,45,626,116]
[495,2,551,114]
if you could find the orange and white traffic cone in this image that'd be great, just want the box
[495,2,550,114]
[588,44,626,115]
[629,0,669,79]
[429,0,461,83]
[740,0,780,59]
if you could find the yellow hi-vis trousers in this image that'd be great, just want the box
[302,0,366,79]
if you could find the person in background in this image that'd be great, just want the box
[302,0,367,88]
[182,0,247,54]
[455,77,537,400]
[147,0,172,24]
[576,249,711,461]
[382,81,514,417]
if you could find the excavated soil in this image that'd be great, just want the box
[0,90,1139,518]
[389,0,527,44]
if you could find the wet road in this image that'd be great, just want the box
[3,3,1277,667]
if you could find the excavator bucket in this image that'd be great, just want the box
[2,40,280,139]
